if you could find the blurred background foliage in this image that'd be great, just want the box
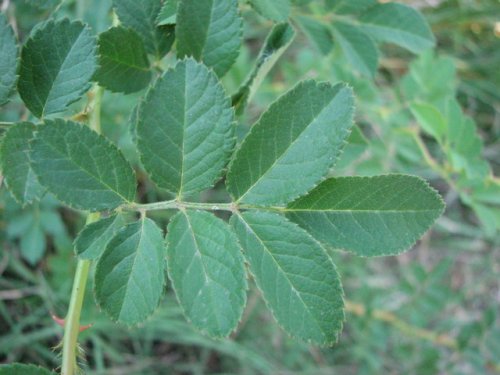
[0,0,499,374]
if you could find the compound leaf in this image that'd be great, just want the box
[227,80,354,206]
[113,0,174,58]
[30,119,136,211]
[176,0,242,77]
[332,21,379,77]
[287,175,445,256]
[248,0,290,22]
[0,122,45,205]
[166,210,247,337]
[137,59,234,197]
[18,19,97,118]
[231,211,344,345]
[94,26,152,94]
[75,214,126,259]
[359,3,435,54]
[0,13,18,106]
[95,218,165,325]
[232,22,295,114]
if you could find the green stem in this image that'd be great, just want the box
[61,259,90,375]
[121,200,288,213]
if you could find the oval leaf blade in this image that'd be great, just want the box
[75,214,126,259]
[0,122,45,205]
[176,0,242,77]
[94,26,152,94]
[18,19,97,118]
[0,13,18,106]
[359,3,435,53]
[227,80,354,206]
[287,175,445,256]
[95,218,165,325]
[166,210,247,337]
[137,58,234,197]
[231,211,344,345]
[332,21,379,77]
[30,119,136,211]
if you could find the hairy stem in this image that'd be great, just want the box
[61,259,90,374]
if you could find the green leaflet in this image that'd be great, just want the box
[166,210,247,337]
[410,102,447,143]
[75,214,126,259]
[444,99,489,180]
[157,0,178,25]
[359,3,435,54]
[113,0,174,58]
[287,175,445,257]
[248,0,290,22]
[231,211,344,345]
[227,80,354,206]
[325,0,376,14]
[30,119,136,211]
[176,0,242,77]
[0,13,18,106]
[332,21,379,77]
[295,16,334,56]
[94,26,152,94]
[0,363,56,374]
[94,218,165,325]
[137,59,234,197]
[17,19,97,118]
[0,122,45,205]
[232,22,296,115]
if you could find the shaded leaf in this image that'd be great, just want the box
[137,59,234,197]
[287,175,445,256]
[94,26,152,94]
[95,218,165,325]
[166,210,247,337]
[231,211,344,345]
[0,13,18,106]
[232,22,295,114]
[332,21,379,77]
[18,19,97,118]
[359,3,435,53]
[0,122,45,205]
[113,0,174,58]
[248,0,290,22]
[75,214,126,259]
[176,0,242,77]
[295,16,334,56]
[227,80,354,206]
[30,119,136,211]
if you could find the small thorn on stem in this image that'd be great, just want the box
[52,314,93,332]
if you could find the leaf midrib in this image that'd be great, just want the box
[37,129,131,203]
[236,86,343,202]
[41,24,87,118]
